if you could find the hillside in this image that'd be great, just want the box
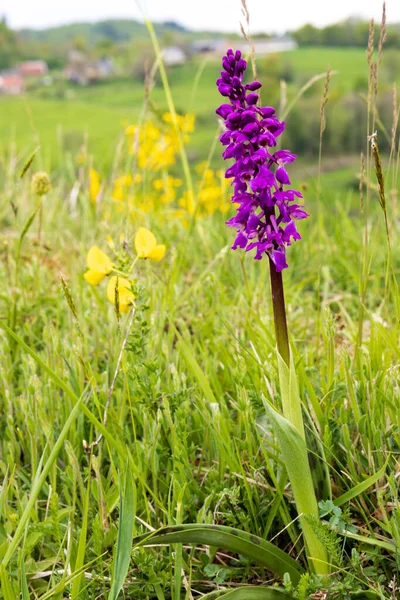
[18,19,187,44]
[17,19,233,45]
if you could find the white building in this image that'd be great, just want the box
[241,38,297,55]
[162,46,186,66]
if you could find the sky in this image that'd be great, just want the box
[2,0,399,33]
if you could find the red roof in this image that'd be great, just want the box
[0,74,25,93]
[18,61,48,76]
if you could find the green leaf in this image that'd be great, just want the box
[133,523,304,585]
[337,529,397,554]
[200,588,292,600]
[108,459,136,600]
[71,473,91,599]
[333,456,390,507]
[350,592,381,599]
[0,565,16,600]
[277,353,305,440]
[263,401,329,575]
[20,559,29,600]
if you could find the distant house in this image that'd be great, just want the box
[0,72,24,95]
[192,37,297,58]
[64,50,114,85]
[162,46,186,66]
[238,38,297,56]
[191,39,225,55]
[18,60,48,77]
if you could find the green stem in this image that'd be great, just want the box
[269,258,290,365]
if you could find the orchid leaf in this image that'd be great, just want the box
[263,400,329,575]
[133,523,304,585]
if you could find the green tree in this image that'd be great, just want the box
[0,17,19,69]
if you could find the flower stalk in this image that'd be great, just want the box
[269,258,290,365]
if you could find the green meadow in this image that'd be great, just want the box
[0,37,399,599]
[1,46,394,169]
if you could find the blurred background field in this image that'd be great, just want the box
[2,15,400,175]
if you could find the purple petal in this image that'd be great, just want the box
[216,104,233,119]
[246,93,259,105]
[232,231,248,249]
[270,249,288,271]
[276,166,290,185]
[273,149,297,163]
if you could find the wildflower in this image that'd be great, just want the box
[106,276,135,312]
[134,227,166,261]
[153,176,182,204]
[84,246,113,285]
[31,171,51,196]
[216,49,308,272]
[89,169,101,204]
[124,116,193,172]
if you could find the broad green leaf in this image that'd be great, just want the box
[108,459,136,600]
[333,456,390,507]
[201,587,291,600]
[133,523,304,585]
[263,401,329,575]
[277,353,305,440]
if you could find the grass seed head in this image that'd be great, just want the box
[31,171,51,196]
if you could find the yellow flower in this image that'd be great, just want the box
[107,276,135,312]
[84,246,113,285]
[89,169,101,204]
[134,227,166,261]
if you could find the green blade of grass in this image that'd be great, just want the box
[200,588,292,600]
[1,395,83,568]
[133,523,304,585]
[1,322,127,458]
[108,458,136,600]
[333,456,390,507]
[71,471,91,599]
[175,330,217,406]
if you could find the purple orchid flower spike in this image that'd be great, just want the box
[216,48,308,273]
[216,49,310,364]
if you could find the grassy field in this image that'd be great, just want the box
[1,40,400,599]
[2,46,398,171]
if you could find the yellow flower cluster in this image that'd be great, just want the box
[89,169,101,205]
[124,112,194,172]
[153,175,182,205]
[179,164,231,216]
[83,227,166,313]
[92,115,229,222]
[112,174,142,205]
